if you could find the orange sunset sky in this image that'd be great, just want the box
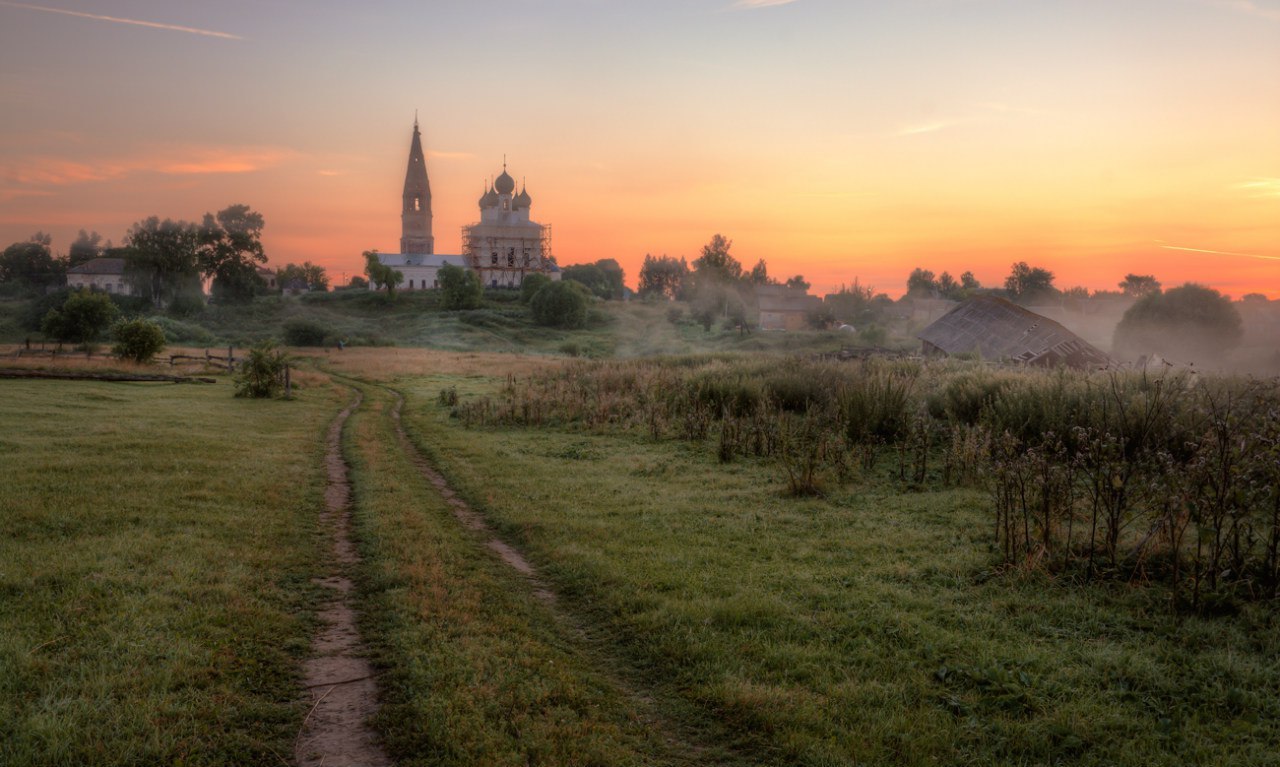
[1,0,1277,297]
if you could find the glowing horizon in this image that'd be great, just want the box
[1,0,1276,298]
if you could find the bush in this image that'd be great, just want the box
[530,280,589,328]
[520,273,552,304]
[439,263,483,310]
[41,289,119,345]
[234,340,289,398]
[167,291,206,318]
[147,316,215,345]
[111,318,166,363]
[1113,283,1243,363]
[282,318,331,347]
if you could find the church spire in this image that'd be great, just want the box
[400,119,434,254]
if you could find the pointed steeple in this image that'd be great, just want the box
[401,118,434,254]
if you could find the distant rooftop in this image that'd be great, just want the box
[67,257,126,275]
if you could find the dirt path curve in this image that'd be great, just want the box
[294,389,392,767]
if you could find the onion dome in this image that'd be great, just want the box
[494,168,516,195]
[480,183,499,208]
[515,184,532,209]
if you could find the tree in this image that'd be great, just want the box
[936,272,958,299]
[691,234,742,284]
[748,259,772,286]
[438,263,482,309]
[1004,261,1056,304]
[905,268,936,298]
[530,280,589,328]
[41,289,119,345]
[562,264,609,298]
[278,262,330,292]
[363,250,403,297]
[198,205,268,303]
[520,273,552,304]
[1119,273,1162,298]
[111,318,165,363]
[0,233,63,290]
[637,254,689,300]
[68,229,105,267]
[785,275,810,291]
[348,275,368,290]
[960,271,980,291]
[826,279,892,326]
[1113,283,1243,363]
[124,217,201,308]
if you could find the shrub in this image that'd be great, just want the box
[234,340,289,398]
[439,263,483,310]
[167,291,206,318]
[111,318,166,363]
[282,318,331,347]
[146,316,215,345]
[1113,283,1243,364]
[520,273,552,304]
[41,289,119,345]
[530,280,589,328]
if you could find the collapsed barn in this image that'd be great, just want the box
[918,295,1109,369]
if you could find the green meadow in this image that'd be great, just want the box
[3,348,1278,766]
[0,377,341,766]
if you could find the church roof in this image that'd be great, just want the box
[403,121,431,197]
[494,169,515,194]
[377,253,468,268]
[515,185,532,208]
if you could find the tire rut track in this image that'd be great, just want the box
[385,388,745,767]
[295,388,392,767]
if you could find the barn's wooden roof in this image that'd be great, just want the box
[917,295,1108,367]
[755,285,822,314]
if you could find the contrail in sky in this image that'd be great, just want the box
[0,1,243,40]
[1157,242,1280,261]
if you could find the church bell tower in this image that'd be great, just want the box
[400,118,434,254]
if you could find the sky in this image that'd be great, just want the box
[1,0,1277,297]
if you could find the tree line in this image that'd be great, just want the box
[0,205,333,306]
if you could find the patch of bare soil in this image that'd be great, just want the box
[294,390,392,767]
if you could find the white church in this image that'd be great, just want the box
[371,120,559,291]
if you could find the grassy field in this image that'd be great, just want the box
[382,366,1280,767]
[5,345,1278,766]
[0,376,343,765]
[0,290,898,361]
[341,381,725,766]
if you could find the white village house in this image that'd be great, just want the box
[66,257,133,296]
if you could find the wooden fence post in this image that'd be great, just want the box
[284,364,292,398]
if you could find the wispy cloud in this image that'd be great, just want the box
[1235,178,1280,197]
[729,0,799,10]
[1157,241,1280,261]
[1205,0,1280,22]
[0,146,294,188]
[896,118,968,136]
[0,1,243,39]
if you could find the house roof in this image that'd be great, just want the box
[67,257,126,276]
[755,285,822,314]
[918,295,1109,367]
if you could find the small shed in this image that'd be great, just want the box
[756,285,822,331]
[918,295,1109,368]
